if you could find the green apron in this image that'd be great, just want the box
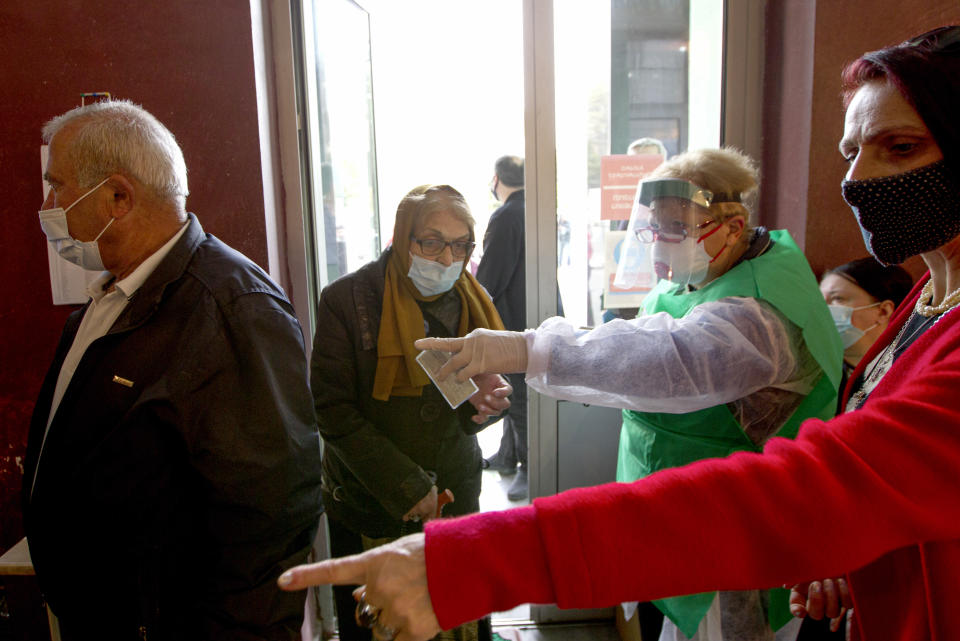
[617,230,843,637]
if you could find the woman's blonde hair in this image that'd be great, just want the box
[647,147,758,224]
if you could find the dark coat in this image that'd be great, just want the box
[311,250,484,539]
[23,214,323,640]
[477,190,526,331]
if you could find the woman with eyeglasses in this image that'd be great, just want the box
[309,184,508,641]
[281,27,960,641]
[522,147,841,641]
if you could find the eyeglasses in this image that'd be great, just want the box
[905,25,960,54]
[633,219,718,244]
[410,237,475,258]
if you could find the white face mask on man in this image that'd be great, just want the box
[407,252,463,297]
[38,177,113,271]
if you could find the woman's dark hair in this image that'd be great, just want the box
[825,257,914,307]
[494,156,524,188]
[841,26,960,179]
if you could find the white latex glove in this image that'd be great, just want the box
[414,328,528,382]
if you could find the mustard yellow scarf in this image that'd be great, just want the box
[372,186,505,401]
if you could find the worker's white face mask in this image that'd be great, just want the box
[651,229,723,287]
[38,178,113,271]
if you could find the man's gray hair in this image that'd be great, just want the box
[43,100,189,207]
[627,137,668,158]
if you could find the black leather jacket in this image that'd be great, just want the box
[23,214,323,640]
[311,250,485,539]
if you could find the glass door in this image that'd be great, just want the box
[556,0,723,330]
[295,0,529,628]
[289,0,762,629]
[524,0,761,624]
[297,0,380,326]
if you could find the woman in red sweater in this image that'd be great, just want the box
[280,26,960,641]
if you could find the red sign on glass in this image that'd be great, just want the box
[600,154,664,220]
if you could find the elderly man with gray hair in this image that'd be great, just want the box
[26,100,323,639]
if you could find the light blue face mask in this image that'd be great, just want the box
[38,177,112,271]
[407,252,463,297]
[828,302,881,348]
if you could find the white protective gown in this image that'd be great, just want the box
[522,296,820,641]
[525,297,820,446]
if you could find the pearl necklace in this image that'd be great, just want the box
[915,279,960,317]
[846,311,937,411]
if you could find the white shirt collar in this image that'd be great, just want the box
[85,221,191,302]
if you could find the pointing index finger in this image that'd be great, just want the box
[414,337,463,353]
[278,555,368,591]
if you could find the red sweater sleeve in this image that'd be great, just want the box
[425,506,556,629]
[425,308,960,630]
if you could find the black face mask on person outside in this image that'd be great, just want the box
[841,160,960,265]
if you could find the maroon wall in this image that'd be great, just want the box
[759,0,815,248]
[0,0,267,553]
[763,0,960,279]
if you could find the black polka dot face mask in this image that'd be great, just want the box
[841,160,960,265]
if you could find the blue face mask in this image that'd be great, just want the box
[407,252,463,297]
[38,178,112,271]
[828,302,880,348]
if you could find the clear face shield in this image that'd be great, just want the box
[614,178,720,289]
